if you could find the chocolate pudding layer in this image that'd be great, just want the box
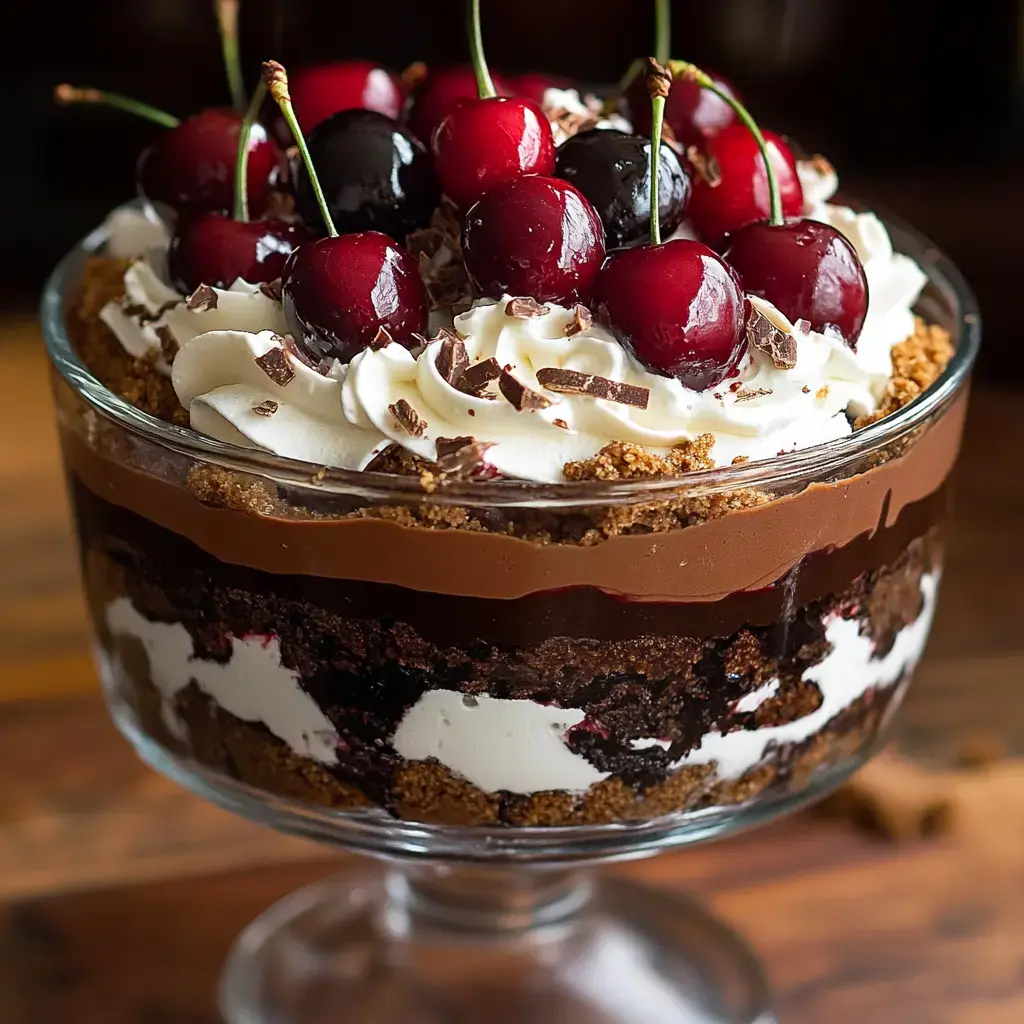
[59,376,960,825]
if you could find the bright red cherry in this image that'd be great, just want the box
[433,97,555,208]
[137,108,283,218]
[511,72,577,104]
[594,240,746,390]
[724,220,869,345]
[462,176,606,305]
[628,68,741,148]
[687,124,803,249]
[405,65,514,146]
[168,214,311,293]
[282,232,427,364]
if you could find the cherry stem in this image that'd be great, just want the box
[54,85,180,128]
[233,79,266,223]
[262,61,337,237]
[467,0,497,99]
[668,59,782,226]
[654,0,671,65]
[646,59,672,246]
[215,0,248,113]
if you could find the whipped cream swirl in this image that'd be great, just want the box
[100,259,288,375]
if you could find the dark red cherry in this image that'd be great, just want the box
[137,108,282,219]
[724,219,869,345]
[290,61,403,130]
[167,213,313,293]
[405,64,514,146]
[688,125,803,249]
[462,175,605,306]
[554,128,691,250]
[593,239,746,391]
[628,68,741,148]
[433,97,555,208]
[294,109,440,242]
[511,72,577,105]
[281,231,428,365]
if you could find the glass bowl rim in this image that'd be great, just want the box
[40,201,981,507]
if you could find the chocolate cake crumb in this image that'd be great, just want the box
[155,325,178,364]
[185,465,276,514]
[185,283,218,312]
[505,296,550,319]
[565,303,593,336]
[856,318,955,428]
[498,369,552,410]
[254,347,295,387]
[816,385,829,401]
[389,399,427,436]
[564,437,716,480]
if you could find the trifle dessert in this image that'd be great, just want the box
[51,19,972,831]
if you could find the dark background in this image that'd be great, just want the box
[8,0,1022,378]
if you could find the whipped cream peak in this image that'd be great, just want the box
[542,87,632,145]
[100,258,288,375]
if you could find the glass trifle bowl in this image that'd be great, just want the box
[41,209,978,1024]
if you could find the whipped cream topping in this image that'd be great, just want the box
[100,259,288,375]
[542,87,632,145]
[103,206,172,260]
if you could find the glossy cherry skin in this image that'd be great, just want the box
[137,108,282,219]
[405,64,514,146]
[292,61,402,129]
[433,97,555,208]
[167,213,313,293]
[593,239,746,391]
[554,128,691,250]
[628,68,741,148]
[724,219,869,345]
[462,175,606,305]
[688,126,803,250]
[281,231,428,364]
[294,109,440,241]
[511,72,577,105]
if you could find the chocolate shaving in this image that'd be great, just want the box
[369,326,394,351]
[254,346,296,386]
[123,297,181,326]
[407,225,446,261]
[535,367,650,410]
[746,307,798,370]
[457,357,501,396]
[433,324,466,342]
[553,418,569,430]
[388,398,427,436]
[498,369,553,411]
[686,145,722,187]
[252,400,279,417]
[155,325,178,363]
[548,107,599,141]
[435,334,470,385]
[281,334,325,374]
[185,283,218,312]
[258,278,283,302]
[733,387,773,402]
[435,435,495,477]
[505,296,551,319]
[564,303,593,337]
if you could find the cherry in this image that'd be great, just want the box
[294,108,440,241]
[592,60,745,391]
[462,175,605,305]
[168,214,310,293]
[405,64,514,146]
[511,72,577,105]
[628,68,741,147]
[265,62,428,365]
[687,124,803,249]
[137,108,283,218]
[554,128,690,250]
[724,220,869,344]
[432,0,554,208]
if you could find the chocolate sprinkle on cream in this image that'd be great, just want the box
[369,326,394,350]
[457,357,502,395]
[686,145,722,187]
[746,307,798,370]
[435,435,495,476]
[258,279,283,302]
[536,367,650,410]
[254,346,296,387]
[155,325,178,363]
[185,283,218,312]
[553,417,569,429]
[734,387,773,402]
[564,303,593,337]
[435,334,469,384]
[499,369,553,411]
[389,398,427,436]
[505,296,550,319]
[281,334,325,374]
[252,400,279,417]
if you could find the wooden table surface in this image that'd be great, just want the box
[1,318,1022,1024]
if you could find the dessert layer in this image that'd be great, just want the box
[60,388,964,602]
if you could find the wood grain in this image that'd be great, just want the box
[1,318,1023,1024]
